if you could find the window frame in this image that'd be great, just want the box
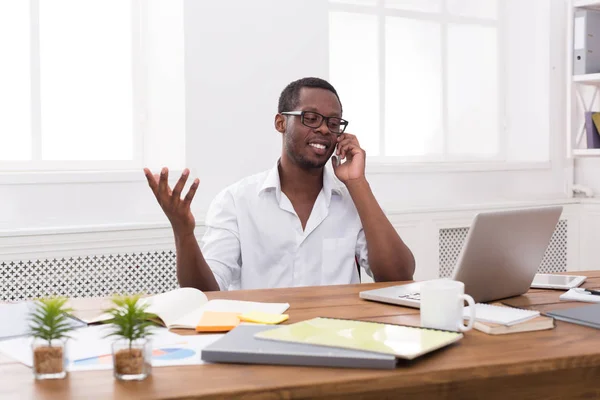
[329,0,546,172]
[0,0,147,173]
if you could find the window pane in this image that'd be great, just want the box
[385,17,442,157]
[39,0,133,161]
[385,0,441,13]
[447,24,498,157]
[0,1,31,161]
[329,12,379,155]
[447,0,497,20]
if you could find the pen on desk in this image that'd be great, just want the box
[574,288,600,296]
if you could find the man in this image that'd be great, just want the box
[144,77,415,291]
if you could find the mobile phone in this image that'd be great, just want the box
[530,274,586,290]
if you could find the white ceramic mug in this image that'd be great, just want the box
[420,279,476,332]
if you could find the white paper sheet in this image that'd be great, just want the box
[0,325,223,371]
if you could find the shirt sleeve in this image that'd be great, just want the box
[200,188,241,291]
[356,227,373,280]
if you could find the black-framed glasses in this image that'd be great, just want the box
[281,111,348,135]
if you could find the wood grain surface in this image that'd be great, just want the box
[2,271,600,399]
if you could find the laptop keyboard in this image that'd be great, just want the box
[398,292,421,301]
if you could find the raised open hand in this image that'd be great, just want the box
[143,167,199,236]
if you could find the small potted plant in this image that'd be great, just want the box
[104,294,157,381]
[29,297,74,380]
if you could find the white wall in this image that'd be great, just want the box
[183,0,568,217]
[4,0,600,286]
[184,0,329,214]
[575,159,600,195]
[0,0,570,234]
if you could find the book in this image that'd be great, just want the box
[254,317,463,360]
[202,325,398,369]
[473,315,554,335]
[76,287,289,330]
[463,303,540,326]
[586,112,600,149]
[545,303,600,330]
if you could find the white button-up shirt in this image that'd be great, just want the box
[200,162,371,290]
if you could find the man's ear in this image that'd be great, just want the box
[274,114,286,134]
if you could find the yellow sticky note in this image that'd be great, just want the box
[196,311,241,332]
[239,311,289,325]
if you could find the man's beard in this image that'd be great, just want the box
[285,138,329,169]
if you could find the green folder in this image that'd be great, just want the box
[254,317,463,360]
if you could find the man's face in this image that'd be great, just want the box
[281,87,342,169]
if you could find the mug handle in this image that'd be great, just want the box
[458,294,476,332]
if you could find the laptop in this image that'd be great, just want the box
[359,206,563,308]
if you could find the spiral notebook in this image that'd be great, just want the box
[463,303,540,326]
[254,317,463,360]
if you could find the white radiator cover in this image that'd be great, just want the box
[2,251,178,302]
[0,219,570,301]
[438,220,568,278]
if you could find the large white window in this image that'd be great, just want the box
[329,0,504,162]
[0,0,185,173]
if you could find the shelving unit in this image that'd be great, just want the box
[573,148,600,156]
[567,0,600,157]
[574,0,600,9]
[573,73,600,84]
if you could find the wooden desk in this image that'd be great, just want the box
[3,272,600,399]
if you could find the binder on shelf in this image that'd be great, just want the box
[585,112,600,149]
[573,9,600,75]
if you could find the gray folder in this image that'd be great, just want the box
[201,325,397,369]
[545,303,600,329]
[574,9,600,75]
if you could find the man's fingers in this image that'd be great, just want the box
[337,137,359,156]
[143,168,158,193]
[340,143,361,160]
[171,168,190,202]
[182,178,200,206]
[157,167,170,196]
[337,139,357,157]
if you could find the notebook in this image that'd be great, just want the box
[471,303,554,335]
[254,317,463,360]
[545,303,600,329]
[463,303,540,326]
[76,287,289,330]
[201,325,398,369]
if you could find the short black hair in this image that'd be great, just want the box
[277,77,342,114]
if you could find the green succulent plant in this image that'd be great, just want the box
[29,297,74,346]
[103,294,158,349]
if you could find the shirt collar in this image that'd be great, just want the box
[258,160,344,205]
